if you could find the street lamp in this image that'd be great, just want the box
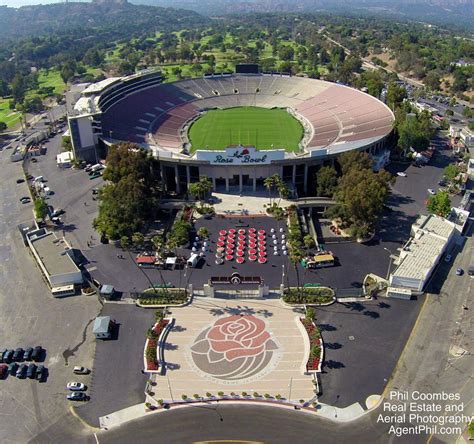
[383,247,394,281]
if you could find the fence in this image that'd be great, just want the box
[333,288,365,298]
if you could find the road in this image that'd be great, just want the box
[384,222,474,444]
[96,403,426,444]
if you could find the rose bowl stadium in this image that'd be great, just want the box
[67,67,394,196]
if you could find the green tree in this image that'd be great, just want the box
[60,64,75,84]
[22,96,44,113]
[303,234,315,254]
[197,227,209,239]
[34,198,48,221]
[328,153,392,239]
[188,176,212,205]
[443,164,460,182]
[93,143,160,239]
[132,232,145,249]
[427,191,451,217]
[168,220,191,247]
[11,73,26,104]
[316,165,338,197]
[386,82,407,111]
[278,45,294,61]
[62,136,72,151]
[424,71,441,91]
[462,107,472,118]
[120,236,132,250]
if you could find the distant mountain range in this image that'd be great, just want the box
[135,0,474,29]
[0,1,206,41]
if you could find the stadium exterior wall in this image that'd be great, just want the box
[67,71,394,195]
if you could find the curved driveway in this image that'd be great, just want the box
[97,404,426,444]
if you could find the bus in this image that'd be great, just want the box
[302,253,335,269]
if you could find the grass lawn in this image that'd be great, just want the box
[0,98,20,128]
[188,106,303,152]
[37,69,66,95]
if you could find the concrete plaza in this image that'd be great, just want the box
[151,297,315,403]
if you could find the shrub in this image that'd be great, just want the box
[275,394,282,400]
[253,392,260,398]
[299,399,305,404]
[182,394,188,400]
[283,287,334,305]
[230,392,236,397]
[242,392,248,397]
[218,391,224,397]
[145,402,151,409]
[193,394,200,399]
[264,393,271,399]
[158,399,164,405]
[206,392,212,398]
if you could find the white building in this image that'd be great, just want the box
[389,215,456,292]
[26,228,83,295]
[56,151,74,168]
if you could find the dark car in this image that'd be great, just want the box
[24,347,33,361]
[12,348,24,362]
[20,197,31,204]
[16,364,27,378]
[36,365,45,381]
[67,392,88,401]
[0,364,8,378]
[31,158,38,163]
[0,349,7,363]
[16,178,25,184]
[31,346,43,362]
[3,350,14,363]
[26,363,37,379]
[8,363,18,375]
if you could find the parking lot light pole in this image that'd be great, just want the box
[281,264,285,287]
[383,247,394,281]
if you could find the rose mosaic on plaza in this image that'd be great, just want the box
[190,315,280,383]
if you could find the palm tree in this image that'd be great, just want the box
[263,176,275,206]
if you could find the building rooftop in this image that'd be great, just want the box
[82,77,120,95]
[93,316,110,334]
[29,231,80,276]
[392,215,455,281]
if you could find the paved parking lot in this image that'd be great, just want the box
[76,304,154,427]
[0,135,101,443]
[316,296,424,408]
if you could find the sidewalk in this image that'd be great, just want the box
[98,396,379,430]
[212,192,292,215]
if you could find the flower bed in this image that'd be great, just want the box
[300,318,322,372]
[144,319,169,372]
[145,338,158,371]
[283,287,334,305]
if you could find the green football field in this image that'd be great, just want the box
[188,107,303,152]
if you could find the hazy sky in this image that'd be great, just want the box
[1,0,80,6]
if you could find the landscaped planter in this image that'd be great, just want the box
[143,318,171,373]
[300,318,324,373]
[137,288,191,307]
[282,287,335,306]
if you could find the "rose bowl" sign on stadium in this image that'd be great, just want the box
[195,146,285,165]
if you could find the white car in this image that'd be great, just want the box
[73,366,90,375]
[67,382,86,391]
[427,189,436,195]
[397,172,407,177]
